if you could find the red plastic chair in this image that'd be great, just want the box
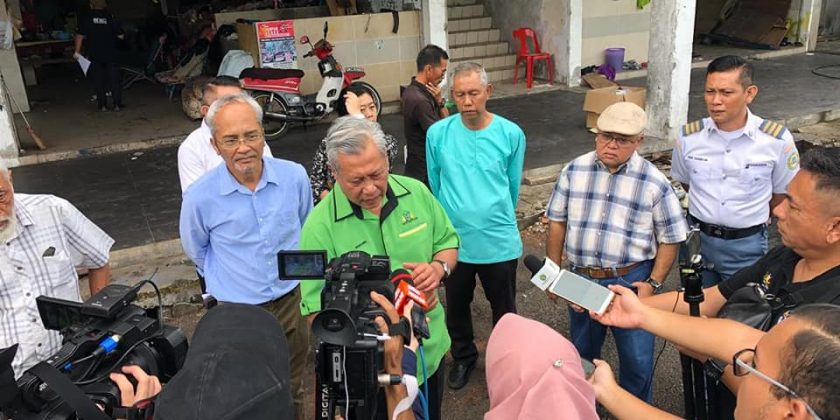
[512,28,554,89]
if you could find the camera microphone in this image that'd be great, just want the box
[390,269,428,313]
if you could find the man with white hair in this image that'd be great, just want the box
[299,116,460,420]
[0,160,114,378]
[179,93,312,419]
[177,76,274,192]
[425,62,526,390]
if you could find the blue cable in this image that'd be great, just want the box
[418,345,430,420]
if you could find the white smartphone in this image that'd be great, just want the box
[548,269,615,315]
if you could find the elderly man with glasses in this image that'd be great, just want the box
[590,288,837,420]
[179,92,312,420]
[544,101,688,402]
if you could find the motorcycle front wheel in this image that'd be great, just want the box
[349,81,383,118]
[252,92,290,139]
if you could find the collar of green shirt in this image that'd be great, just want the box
[331,175,413,222]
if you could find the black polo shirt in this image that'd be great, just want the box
[77,9,123,63]
[719,246,840,304]
[401,77,443,185]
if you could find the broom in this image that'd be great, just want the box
[1,74,47,150]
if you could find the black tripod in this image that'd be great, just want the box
[679,242,718,420]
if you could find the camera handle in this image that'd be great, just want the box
[678,252,719,420]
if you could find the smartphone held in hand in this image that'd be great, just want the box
[548,270,615,315]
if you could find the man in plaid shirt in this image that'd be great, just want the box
[545,102,688,402]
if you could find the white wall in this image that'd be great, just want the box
[582,0,651,68]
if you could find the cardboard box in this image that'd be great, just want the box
[582,73,617,89]
[582,86,646,129]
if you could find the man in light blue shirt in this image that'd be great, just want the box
[179,93,312,420]
[426,62,525,390]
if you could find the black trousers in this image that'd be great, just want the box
[445,259,518,366]
[91,61,122,108]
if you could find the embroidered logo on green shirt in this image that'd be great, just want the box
[401,211,418,225]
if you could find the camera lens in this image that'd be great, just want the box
[324,316,345,332]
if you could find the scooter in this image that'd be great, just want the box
[241,22,382,139]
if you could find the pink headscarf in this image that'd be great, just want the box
[485,314,598,420]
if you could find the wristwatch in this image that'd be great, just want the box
[645,277,664,294]
[432,259,450,278]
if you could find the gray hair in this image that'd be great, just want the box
[325,116,388,172]
[451,62,488,86]
[205,93,264,136]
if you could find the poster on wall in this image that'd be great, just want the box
[256,20,297,69]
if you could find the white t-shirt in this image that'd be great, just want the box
[177,120,274,192]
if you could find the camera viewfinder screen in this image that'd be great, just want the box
[279,251,327,280]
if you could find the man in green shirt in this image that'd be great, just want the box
[299,116,460,420]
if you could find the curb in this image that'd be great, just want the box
[110,238,185,269]
[17,134,188,167]
[13,101,403,167]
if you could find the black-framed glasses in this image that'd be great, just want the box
[595,132,638,147]
[732,348,822,420]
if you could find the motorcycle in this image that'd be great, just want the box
[241,22,382,139]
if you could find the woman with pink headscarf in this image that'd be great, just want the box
[485,313,599,420]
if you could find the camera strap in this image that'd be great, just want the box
[389,317,412,345]
[28,362,111,420]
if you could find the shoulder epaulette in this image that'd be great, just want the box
[681,120,704,136]
[759,119,789,140]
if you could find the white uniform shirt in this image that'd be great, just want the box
[0,194,114,378]
[671,110,799,228]
[177,120,274,192]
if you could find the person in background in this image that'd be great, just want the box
[402,44,449,186]
[74,0,125,112]
[309,84,398,203]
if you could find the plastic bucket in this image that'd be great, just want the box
[605,47,625,73]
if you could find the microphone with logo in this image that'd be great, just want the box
[523,254,562,291]
[390,269,431,340]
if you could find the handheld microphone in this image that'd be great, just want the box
[390,269,429,313]
[524,254,561,290]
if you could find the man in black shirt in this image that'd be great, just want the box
[402,44,449,186]
[642,147,840,317]
[74,0,125,111]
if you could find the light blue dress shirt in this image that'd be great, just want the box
[426,114,525,264]
[179,157,313,304]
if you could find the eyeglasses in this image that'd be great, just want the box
[596,133,638,147]
[218,132,264,149]
[732,348,823,420]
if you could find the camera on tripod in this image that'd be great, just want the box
[0,282,188,420]
[279,250,398,420]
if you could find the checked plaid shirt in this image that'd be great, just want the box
[1,194,113,378]
[546,151,688,268]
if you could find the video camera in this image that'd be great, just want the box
[279,250,401,420]
[0,282,188,420]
